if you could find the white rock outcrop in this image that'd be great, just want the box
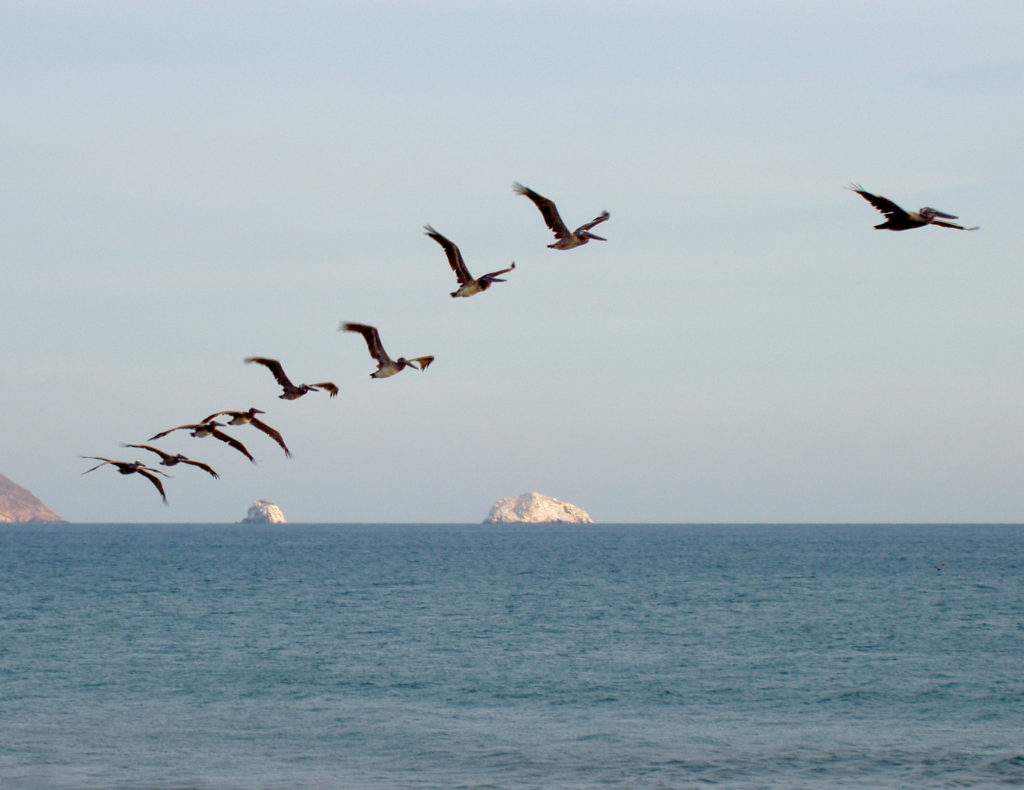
[483,492,593,524]
[240,499,287,524]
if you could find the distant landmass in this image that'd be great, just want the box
[484,492,593,524]
[240,499,287,524]
[0,473,65,523]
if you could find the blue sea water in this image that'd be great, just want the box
[1,523,1022,789]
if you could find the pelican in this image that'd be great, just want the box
[148,420,255,463]
[122,443,220,478]
[424,225,515,297]
[202,408,291,457]
[81,457,169,504]
[244,357,339,400]
[513,182,609,249]
[848,183,978,231]
[340,322,434,378]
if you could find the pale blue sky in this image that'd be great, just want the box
[3,1,1022,522]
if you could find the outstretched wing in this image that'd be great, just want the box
[210,428,255,462]
[123,443,172,462]
[244,357,295,390]
[341,323,390,364]
[481,261,515,281]
[576,211,610,234]
[135,468,169,504]
[847,183,909,222]
[179,458,220,478]
[425,225,473,285]
[311,382,339,398]
[148,424,197,441]
[201,410,235,423]
[513,182,571,241]
[249,416,293,457]
[80,456,115,474]
[931,219,979,231]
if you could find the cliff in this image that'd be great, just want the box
[0,473,65,523]
[240,499,287,524]
[484,492,594,524]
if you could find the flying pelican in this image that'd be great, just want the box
[202,408,291,457]
[122,444,220,478]
[513,182,609,249]
[244,357,339,400]
[81,457,169,504]
[148,420,255,462]
[847,183,979,231]
[340,322,434,378]
[424,225,515,298]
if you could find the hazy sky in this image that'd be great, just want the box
[4,1,1023,523]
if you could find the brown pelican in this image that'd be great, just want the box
[340,322,434,378]
[122,443,220,478]
[148,420,255,463]
[202,408,291,457]
[513,182,609,249]
[81,457,169,504]
[848,183,979,231]
[424,225,515,297]
[244,357,339,400]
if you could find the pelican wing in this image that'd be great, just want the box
[931,219,979,231]
[847,183,909,222]
[481,262,515,281]
[244,357,295,390]
[425,225,473,285]
[135,468,169,504]
[341,323,391,364]
[179,458,220,478]
[210,428,255,462]
[576,211,610,234]
[513,182,571,241]
[311,382,339,398]
[148,424,197,441]
[123,443,174,462]
[201,410,236,423]
[249,416,292,457]
[80,456,115,474]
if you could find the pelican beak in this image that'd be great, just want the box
[589,234,607,241]
[933,210,958,219]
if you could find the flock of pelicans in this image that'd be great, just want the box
[81,182,978,504]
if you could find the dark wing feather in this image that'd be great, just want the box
[513,182,571,241]
[80,456,115,474]
[249,416,292,457]
[481,261,515,280]
[341,323,389,364]
[425,225,473,285]
[148,424,197,441]
[311,382,339,398]
[210,428,255,462]
[576,211,610,233]
[244,357,295,390]
[179,458,220,478]
[123,443,173,462]
[847,183,909,221]
[135,468,169,504]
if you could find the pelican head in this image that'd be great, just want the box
[919,207,958,220]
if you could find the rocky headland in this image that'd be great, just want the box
[484,492,593,524]
[0,473,65,523]
[240,499,287,524]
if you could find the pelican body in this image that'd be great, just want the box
[122,443,220,478]
[341,322,434,378]
[203,408,291,457]
[244,357,339,400]
[424,225,515,297]
[848,183,978,231]
[81,456,170,504]
[513,182,609,249]
[148,420,255,463]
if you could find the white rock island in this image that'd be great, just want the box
[483,492,593,524]
[240,499,287,524]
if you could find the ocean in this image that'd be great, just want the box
[1,523,1022,789]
